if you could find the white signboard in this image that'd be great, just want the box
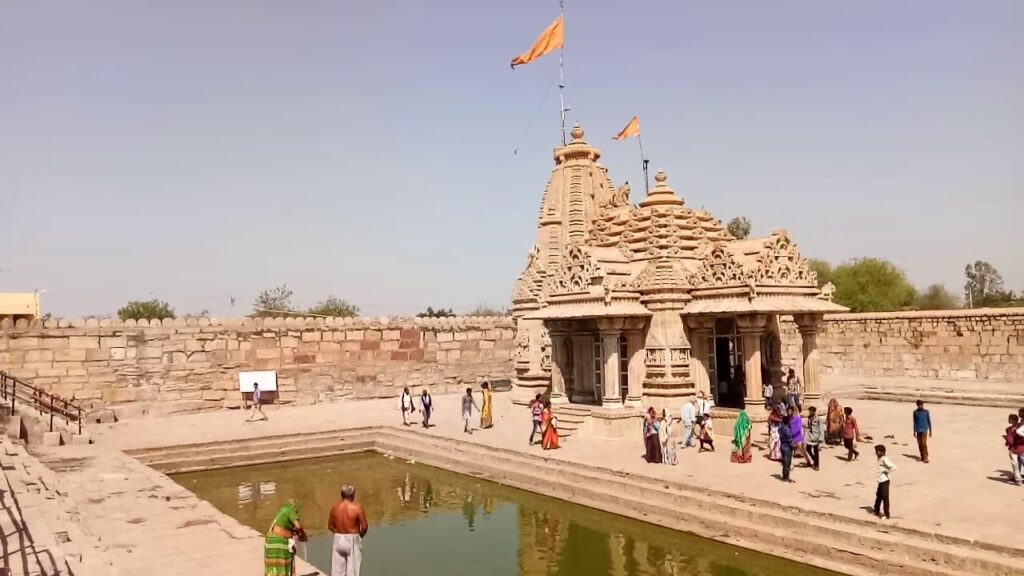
[239,371,277,392]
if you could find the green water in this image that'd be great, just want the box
[174,453,840,576]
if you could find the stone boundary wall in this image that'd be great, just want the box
[0,316,515,418]
[780,307,1024,382]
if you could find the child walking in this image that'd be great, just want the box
[843,406,861,461]
[873,444,897,519]
[697,415,715,452]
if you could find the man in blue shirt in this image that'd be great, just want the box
[912,400,932,463]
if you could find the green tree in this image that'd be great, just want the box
[253,284,295,316]
[726,216,751,240]
[417,306,455,318]
[307,296,359,317]
[831,258,917,312]
[118,299,175,321]
[915,284,960,310]
[806,258,832,288]
[963,261,1017,307]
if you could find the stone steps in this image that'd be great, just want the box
[552,404,594,440]
[135,427,1024,576]
[0,440,115,576]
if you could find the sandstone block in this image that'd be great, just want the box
[301,331,321,342]
[41,431,62,447]
[68,336,99,349]
[104,388,136,403]
[454,331,467,341]
[99,336,127,348]
[346,330,365,340]
[381,340,399,351]
[9,337,40,349]
[256,348,279,360]
[365,330,382,341]
[319,342,341,352]
[201,390,226,401]
[74,389,104,401]
[24,349,54,362]
[383,329,400,340]
[437,332,454,343]
[71,433,92,445]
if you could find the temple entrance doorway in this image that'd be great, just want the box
[708,318,745,408]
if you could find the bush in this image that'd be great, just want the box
[832,258,917,312]
[417,307,455,318]
[307,296,359,317]
[118,299,175,321]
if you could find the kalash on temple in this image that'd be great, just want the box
[510,124,847,436]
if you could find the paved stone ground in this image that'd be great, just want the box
[89,388,1024,554]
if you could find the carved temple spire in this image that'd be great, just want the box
[638,170,684,208]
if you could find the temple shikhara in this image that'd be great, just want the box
[511,124,846,429]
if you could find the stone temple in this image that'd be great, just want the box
[511,124,847,428]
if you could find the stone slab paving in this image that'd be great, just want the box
[90,389,1024,555]
[31,443,324,576]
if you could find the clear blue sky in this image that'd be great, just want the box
[2,1,1021,317]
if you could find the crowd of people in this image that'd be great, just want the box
[634,366,976,521]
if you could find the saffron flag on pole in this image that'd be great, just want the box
[511,15,564,68]
[613,116,640,140]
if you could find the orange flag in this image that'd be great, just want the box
[613,116,640,140]
[511,15,564,69]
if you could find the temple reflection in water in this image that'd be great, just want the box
[176,453,837,576]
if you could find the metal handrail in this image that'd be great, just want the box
[0,371,82,435]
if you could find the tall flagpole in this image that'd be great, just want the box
[558,0,567,145]
[637,134,649,194]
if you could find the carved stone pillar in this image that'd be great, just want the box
[548,326,570,404]
[736,314,768,411]
[624,319,647,408]
[597,318,624,408]
[795,314,824,402]
[685,316,715,398]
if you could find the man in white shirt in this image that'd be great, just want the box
[873,444,897,520]
[680,398,696,448]
[696,391,713,417]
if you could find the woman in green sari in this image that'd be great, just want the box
[730,410,753,463]
[265,499,307,576]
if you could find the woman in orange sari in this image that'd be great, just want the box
[541,401,559,450]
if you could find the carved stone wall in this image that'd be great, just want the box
[779,308,1024,382]
[0,316,515,418]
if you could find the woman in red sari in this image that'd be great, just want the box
[541,401,559,450]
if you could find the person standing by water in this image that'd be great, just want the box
[680,397,697,449]
[399,387,415,427]
[779,415,794,482]
[730,410,753,463]
[805,405,825,470]
[264,499,306,576]
[461,388,479,434]
[529,394,544,445]
[480,382,494,429]
[541,401,559,450]
[329,485,368,576]
[419,389,433,428]
[873,445,897,520]
[912,400,932,463]
[843,406,862,461]
[660,409,677,465]
[643,408,663,463]
[248,382,268,422]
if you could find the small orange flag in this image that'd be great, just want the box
[511,15,564,69]
[613,116,640,140]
